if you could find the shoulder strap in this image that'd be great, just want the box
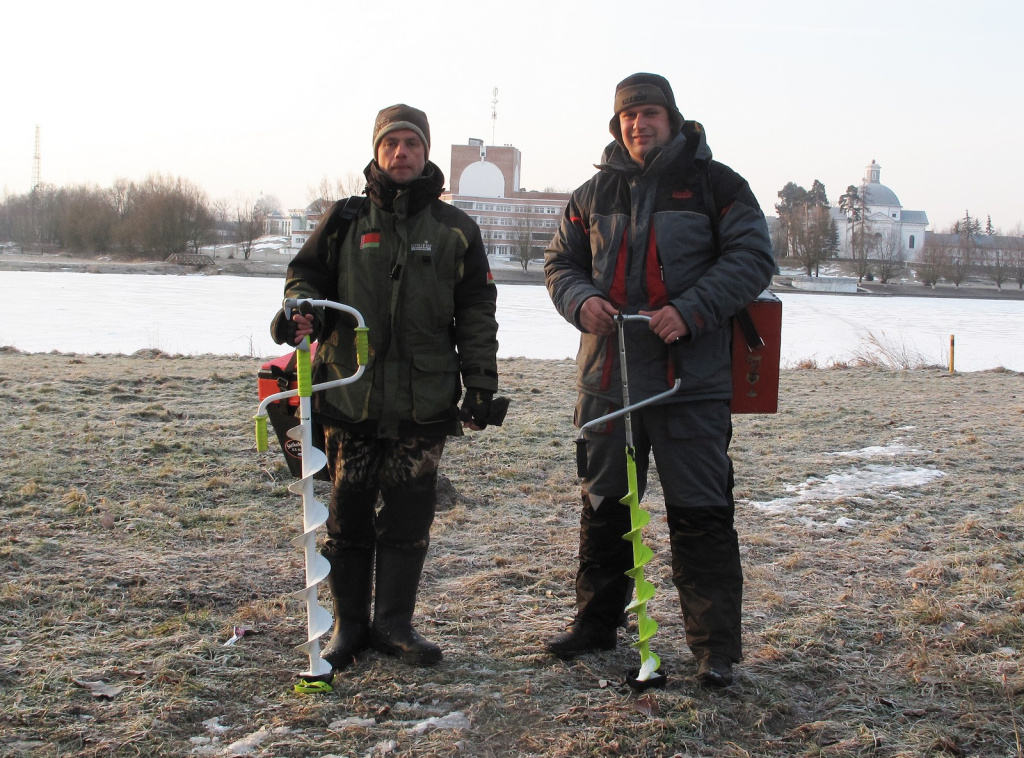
[315,195,366,308]
[321,195,366,241]
[699,163,723,257]
[701,164,762,350]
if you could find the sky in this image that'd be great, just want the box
[3,0,1024,232]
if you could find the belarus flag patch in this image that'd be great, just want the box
[360,232,381,249]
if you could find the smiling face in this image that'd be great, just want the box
[376,128,426,184]
[618,104,673,166]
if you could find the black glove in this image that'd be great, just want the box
[270,304,322,346]
[459,389,494,429]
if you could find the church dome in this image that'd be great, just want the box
[860,160,900,208]
[860,182,901,207]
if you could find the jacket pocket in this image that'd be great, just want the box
[410,350,461,423]
[672,327,730,388]
[312,353,373,423]
[665,400,731,440]
[654,210,717,294]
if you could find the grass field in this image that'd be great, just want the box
[1,350,1022,757]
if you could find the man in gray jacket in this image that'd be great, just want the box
[544,74,775,686]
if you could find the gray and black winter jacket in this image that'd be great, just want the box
[544,122,775,408]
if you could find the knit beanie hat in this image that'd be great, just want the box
[373,104,431,159]
[608,73,684,144]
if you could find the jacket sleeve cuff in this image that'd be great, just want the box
[461,366,499,393]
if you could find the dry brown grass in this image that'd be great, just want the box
[1,349,1023,757]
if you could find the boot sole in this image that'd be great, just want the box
[546,640,616,660]
[370,639,442,666]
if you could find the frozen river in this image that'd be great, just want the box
[1,271,1022,372]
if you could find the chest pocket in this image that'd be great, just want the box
[652,210,717,295]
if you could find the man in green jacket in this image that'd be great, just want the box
[271,104,500,669]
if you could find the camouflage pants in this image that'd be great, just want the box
[322,429,446,552]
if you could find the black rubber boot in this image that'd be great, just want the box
[546,620,617,660]
[369,544,442,665]
[667,505,744,667]
[320,544,374,671]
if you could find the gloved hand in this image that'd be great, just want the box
[271,304,322,346]
[459,389,494,430]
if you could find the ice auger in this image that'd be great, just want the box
[254,298,369,689]
[575,314,683,690]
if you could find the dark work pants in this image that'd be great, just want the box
[574,397,743,662]
[322,429,446,552]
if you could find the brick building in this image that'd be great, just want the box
[441,138,569,265]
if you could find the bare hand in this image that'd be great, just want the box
[580,297,618,336]
[291,313,316,345]
[640,305,689,344]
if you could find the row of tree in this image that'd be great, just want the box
[920,212,1024,289]
[0,176,279,260]
[773,181,1024,290]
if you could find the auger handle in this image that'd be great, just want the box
[295,337,313,397]
[668,335,684,382]
[255,414,269,452]
[354,326,369,366]
[576,438,589,479]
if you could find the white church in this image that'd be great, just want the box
[830,160,929,261]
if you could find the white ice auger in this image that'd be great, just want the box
[254,298,369,689]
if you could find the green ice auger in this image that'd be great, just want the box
[575,313,682,687]
[621,445,661,680]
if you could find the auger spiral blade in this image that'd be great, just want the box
[288,338,334,682]
[253,301,370,687]
[620,448,665,689]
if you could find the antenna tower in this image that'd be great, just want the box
[491,87,498,145]
[32,125,42,191]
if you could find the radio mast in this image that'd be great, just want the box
[491,87,498,146]
[32,125,41,191]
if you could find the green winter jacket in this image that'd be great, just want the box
[273,160,499,438]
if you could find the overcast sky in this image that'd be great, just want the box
[4,0,1022,231]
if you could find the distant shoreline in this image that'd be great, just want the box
[2,251,1023,300]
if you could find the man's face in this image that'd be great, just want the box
[376,129,426,184]
[619,104,672,165]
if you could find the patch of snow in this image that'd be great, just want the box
[329,716,376,729]
[221,726,272,755]
[202,717,231,734]
[405,710,471,735]
[826,442,931,458]
[750,464,946,512]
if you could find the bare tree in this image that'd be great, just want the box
[949,214,978,287]
[115,174,212,259]
[775,180,835,272]
[849,220,875,283]
[792,205,837,276]
[1006,223,1024,291]
[235,195,273,260]
[979,240,1009,290]
[306,171,365,215]
[874,228,906,284]
[510,213,538,272]
[919,234,953,287]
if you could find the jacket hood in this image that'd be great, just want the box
[597,120,711,175]
[364,159,445,214]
